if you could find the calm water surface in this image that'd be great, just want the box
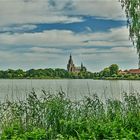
[0,79,139,101]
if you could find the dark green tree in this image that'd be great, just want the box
[102,67,110,77]
[109,64,119,76]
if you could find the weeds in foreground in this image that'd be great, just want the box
[0,90,140,140]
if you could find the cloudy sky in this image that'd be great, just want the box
[0,0,138,71]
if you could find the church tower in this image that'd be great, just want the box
[81,62,87,72]
[67,54,75,72]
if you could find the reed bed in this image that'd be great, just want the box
[0,90,140,140]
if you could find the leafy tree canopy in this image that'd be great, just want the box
[109,64,119,75]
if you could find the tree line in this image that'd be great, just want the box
[0,64,139,79]
[0,68,94,79]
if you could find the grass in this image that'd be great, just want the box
[0,90,140,140]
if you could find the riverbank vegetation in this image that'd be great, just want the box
[94,64,140,80]
[0,90,140,139]
[0,64,140,80]
[0,68,94,79]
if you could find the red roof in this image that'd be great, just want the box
[118,70,127,74]
[128,69,140,74]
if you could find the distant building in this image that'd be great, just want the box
[128,69,140,74]
[118,70,128,74]
[119,69,140,74]
[67,54,87,73]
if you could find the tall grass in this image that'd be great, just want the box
[0,90,140,140]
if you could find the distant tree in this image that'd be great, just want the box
[15,69,25,78]
[0,68,96,79]
[55,68,69,78]
[26,69,36,78]
[93,72,100,78]
[109,64,119,76]
[102,67,110,77]
[46,68,55,77]
[119,0,140,68]
[7,69,14,78]
[0,70,4,78]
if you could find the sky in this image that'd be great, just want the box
[0,0,138,72]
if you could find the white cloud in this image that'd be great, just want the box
[0,49,68,70]
[74,46,138,71]
[0,26,132,48]
[58,0,126,20]
[0,0,126,27]
[0,26,137,71]
[72,48,97,54]
[0,0,84,26]
[0,25,37,32]
[71,46,137,59]
[85,27,93,32]
[30,47,64,53]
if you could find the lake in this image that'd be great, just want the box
[0,79,139,102]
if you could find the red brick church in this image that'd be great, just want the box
[67,54,87,73]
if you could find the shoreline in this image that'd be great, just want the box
[0,78,140,80]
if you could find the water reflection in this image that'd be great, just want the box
[0,79,139,102]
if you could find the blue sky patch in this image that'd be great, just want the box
[0,16,126,34]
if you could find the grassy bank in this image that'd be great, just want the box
[0,91,140,140]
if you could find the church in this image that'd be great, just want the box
[67,54,87,73]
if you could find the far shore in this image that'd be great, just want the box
[0,78,140,80]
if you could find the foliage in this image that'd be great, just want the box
[99,64,119,78]
[0,64,140,80]
[109,64,119,75]
[0,90,140,139]
[0,68,94,79]
[119,0,140,66]
[93,64,140,80]
[1,126,46,140]
[102,67,110,77]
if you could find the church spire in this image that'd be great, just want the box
[69,53,73,64]
[81,62,83,68]
[70,53,72,58]
[67,54,75,72]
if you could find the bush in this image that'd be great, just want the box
[1,123,46,140]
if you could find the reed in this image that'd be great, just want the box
[0,90,140,139]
